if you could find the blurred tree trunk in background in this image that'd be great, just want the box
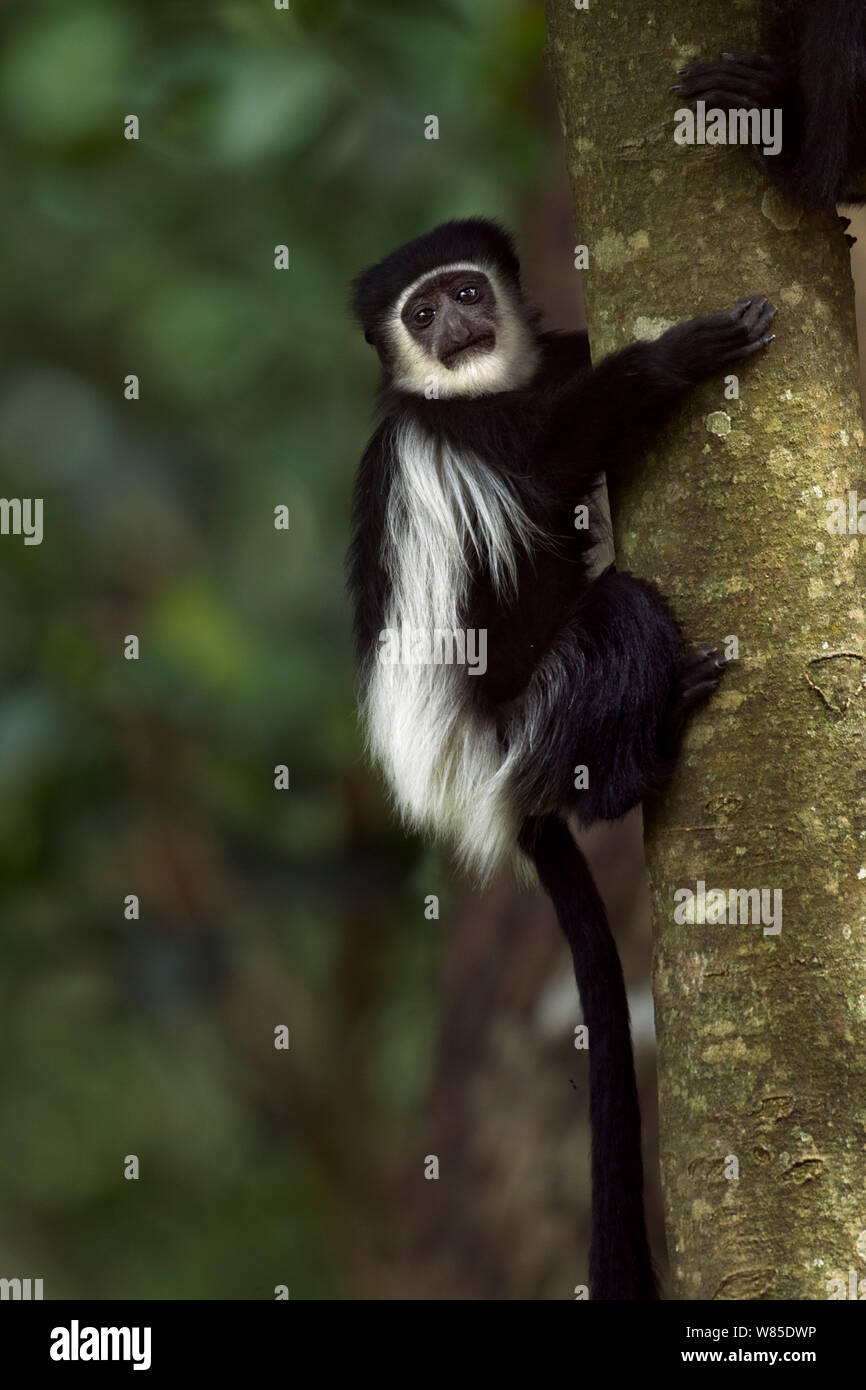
[546,0,866,1299]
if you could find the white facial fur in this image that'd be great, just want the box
[385,262,540,398]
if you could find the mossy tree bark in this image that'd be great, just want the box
[546,0,866,1300]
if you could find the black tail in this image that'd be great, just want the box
[520,813,659,1300]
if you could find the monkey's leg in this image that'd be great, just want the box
[507,569,727,826]
[511,579,727,1299]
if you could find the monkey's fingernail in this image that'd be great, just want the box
[722,51,736,60]
[670,83,683,92]
[770,306,779,317]
[762,333,775,344]
[676,67,688,74]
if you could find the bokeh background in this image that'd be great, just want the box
[0,0,672,1299]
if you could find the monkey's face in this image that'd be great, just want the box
[383,261,540,398]
[401,270,498,369]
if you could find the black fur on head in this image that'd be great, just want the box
[350,217,523,347]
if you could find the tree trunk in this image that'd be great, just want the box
[547,0,866,1300]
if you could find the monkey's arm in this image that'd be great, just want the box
[546,295,776,489]
[537,329,592,382]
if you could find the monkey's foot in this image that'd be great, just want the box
[671,51,784,112]
[674,644,730,717]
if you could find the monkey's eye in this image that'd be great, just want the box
[413,305,435,327]
[456,285,480,304]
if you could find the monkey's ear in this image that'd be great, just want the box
[364,330,377,346]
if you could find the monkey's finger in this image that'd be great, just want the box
[735,333,775,358]
[690,643,720,658]
[682,678,727,703]
[714,296,763,328]
[741,295,776,332]
[673,87,762,110]
[747,302,778,338]
[673,65,770,100]
[677,56,774,82]
[712,329,775,362]
[720,50,777,70]
[686,645,729,670]
[680,647,730,684]
[675,647,730,714]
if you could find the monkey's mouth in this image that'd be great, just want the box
[440,334,496,368]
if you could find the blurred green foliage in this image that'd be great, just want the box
[0,0,549,1297]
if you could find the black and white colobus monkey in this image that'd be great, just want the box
[347,218,776,1300]
[672,0,866,209]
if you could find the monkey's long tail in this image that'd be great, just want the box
[520,813,659,1301]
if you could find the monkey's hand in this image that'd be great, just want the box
[670,52,802,190]
[657,295,777,383]
[569,298,776,463]
[671,50,789,118]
